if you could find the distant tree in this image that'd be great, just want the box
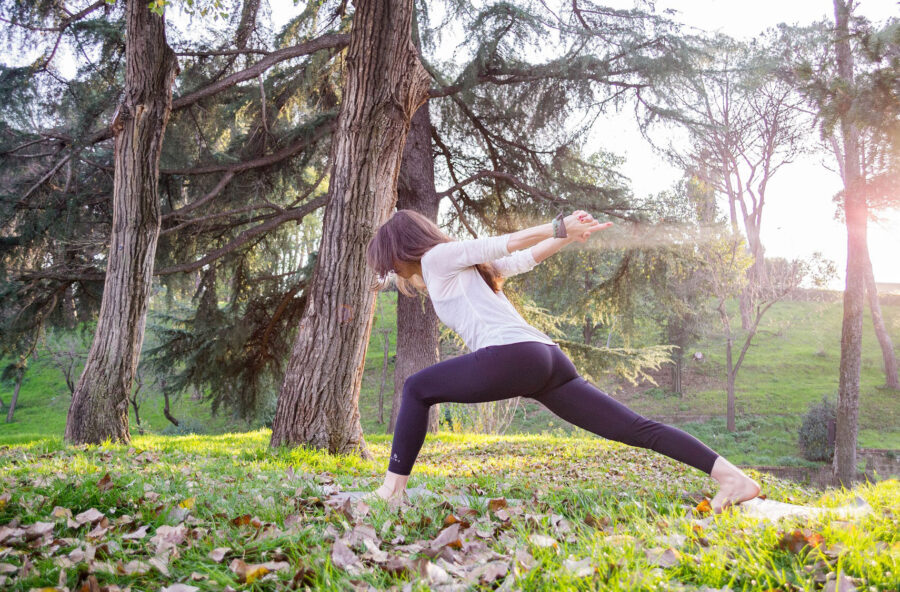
[643,176,720,397]
[35,326,91,395]
[649,33,809,331]
[786,2,899,484]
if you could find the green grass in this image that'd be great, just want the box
[2,293,898,470]
[0,432,896,591]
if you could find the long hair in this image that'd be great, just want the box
[366,209,504,297]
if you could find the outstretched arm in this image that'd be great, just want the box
[429,212,610,276]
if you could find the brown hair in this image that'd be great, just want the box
[366,209,504,297]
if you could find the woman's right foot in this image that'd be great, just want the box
[709,457,761,513]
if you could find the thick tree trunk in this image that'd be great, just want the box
[833,0,866,487]
[5,370,23,423]
[64,1,178,444]
[390,101,442,435]
[270,0,430,454]
[864,247,899,388]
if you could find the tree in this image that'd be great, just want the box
[1,0,346,425]
[268,0,430,454]
[63,0,179,444]
[649,34,809,331]
[787,2,899,484]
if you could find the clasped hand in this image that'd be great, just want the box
[564,210,613,242]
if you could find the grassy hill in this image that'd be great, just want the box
[2,294,898,472]
[0,431,896,591]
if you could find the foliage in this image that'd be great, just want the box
[798,394,837,462]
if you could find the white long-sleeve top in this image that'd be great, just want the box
[420,233,558,352]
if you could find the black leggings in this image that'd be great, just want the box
[387,341,720,476]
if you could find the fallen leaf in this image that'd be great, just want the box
[74,508,105,526]
[160,585,199,592]
[695,499,712,514]
[528,534,559,550]
[430,523,462,550]
[646,547,681,568]
[563,556,594,577]
[208,547,230,563]
[823,573,857,592]
[488,498,508,512]
[96,472,113,492]
[331,540,359,569]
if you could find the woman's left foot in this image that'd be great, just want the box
[363,485,409,507]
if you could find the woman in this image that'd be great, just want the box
[364,209,760,512]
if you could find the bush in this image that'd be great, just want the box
[798,395,836,462]
[159,418,209,436]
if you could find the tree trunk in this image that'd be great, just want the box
[390,101,442,433]
[64,1,178,445]
[739,223,767,331]
[726,344,735,432]
[163,390,179,426]
[832,0,866,487]
[269,0,430,455]
[864,246,899,388]
[378,328,390,424]
[5,370,23,423]
[671,347,683,397]
[718,299,737,432]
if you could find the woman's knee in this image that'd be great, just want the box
[401,371,431,405]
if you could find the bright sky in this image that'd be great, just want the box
[589,1,900,288]
[35,0,900,286]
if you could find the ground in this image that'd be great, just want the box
[0,432,896,591]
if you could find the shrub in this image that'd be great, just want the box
[798,395,836,462]
[159,418,209,436]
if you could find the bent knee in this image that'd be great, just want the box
[401,372,430,403]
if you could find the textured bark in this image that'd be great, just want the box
[389,102,442,434]
[64,1,178,444]
[864,247,900,388]
[269,0,430,454]
[832,0,866,487]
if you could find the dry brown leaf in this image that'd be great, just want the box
[528,534,559,550]
[74,508,104,526]
[121,524,149,540]
[823,573,857,592]
[430,523,462,550]
[645,547,681,568]
[25,521,54,540]
[96,473,113,492]
[159,585,199,592]
[563,556,594,577]
[208,547,230,563]
[488,498,508,513]
[695,499,712,514]
[778,529,824,555]
[331,540,360,569]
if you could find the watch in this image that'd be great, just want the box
[552,212,567,239]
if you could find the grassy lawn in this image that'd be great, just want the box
[3,293,898,472]
[0,431,897,591]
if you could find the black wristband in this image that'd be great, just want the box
[552,212,567,239]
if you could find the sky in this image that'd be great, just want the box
[585,1,900,288]
[32,0,900,287]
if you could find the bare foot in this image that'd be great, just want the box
[365,485,409,508]
[710,457,761,513]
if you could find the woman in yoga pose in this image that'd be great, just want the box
[364,209,760,512]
